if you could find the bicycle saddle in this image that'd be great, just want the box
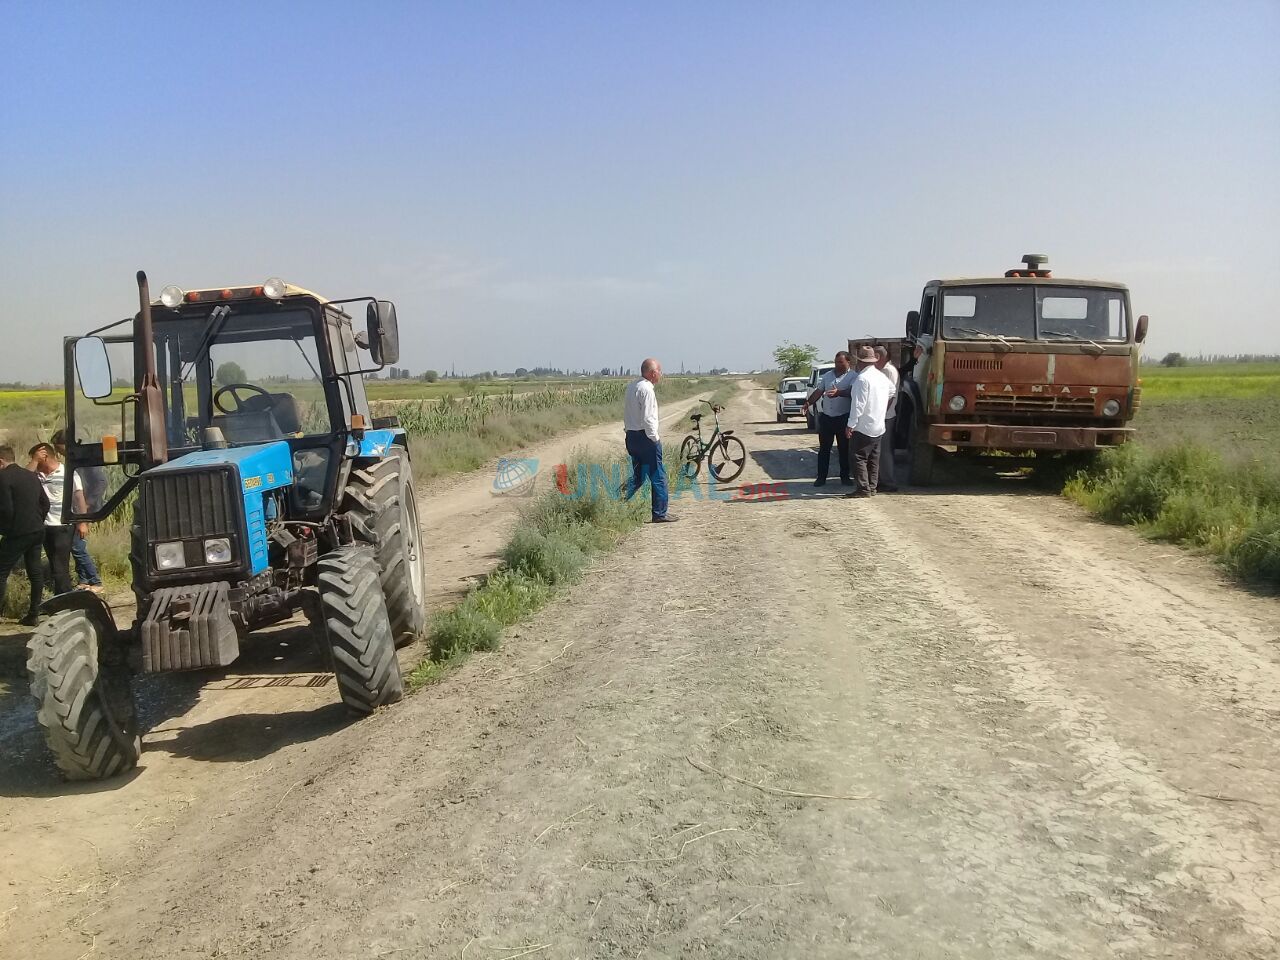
[720,429,734,437]
[690,413,703,421]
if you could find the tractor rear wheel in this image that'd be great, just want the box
[341,445,426,647]
[317,546,404,715]
[26,610,141,780]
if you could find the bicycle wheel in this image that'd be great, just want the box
[708,436,746,482]
[678,435,702,479]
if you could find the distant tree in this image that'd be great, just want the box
[215,361,247,385]
[772,341,818,377]
[1160,352,1188,367]
[422,369,439,382]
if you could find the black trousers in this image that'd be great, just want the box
[44,526,73,596]
[0,531,45,619]
[816,413,851,482]
[852,431,883,495]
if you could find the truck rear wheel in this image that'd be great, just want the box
[342,445,426,647]
[317,547,404,715]
[26,610,141,780]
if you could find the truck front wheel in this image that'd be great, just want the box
[317,546,404,715]
[906,416,937,486]
[26,610,141,780]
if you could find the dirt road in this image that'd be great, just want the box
[4,383,1278,959]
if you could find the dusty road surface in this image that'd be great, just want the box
[3,382,1279,959]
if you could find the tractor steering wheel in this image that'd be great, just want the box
[213,382,271,415]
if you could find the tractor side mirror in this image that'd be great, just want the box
[1135,314,1149,344]
[906,310,920,339]
[74,337,113,399]
[365,301,400,366]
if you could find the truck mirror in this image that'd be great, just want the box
[906,310,920,338]
[74,337,113,399]
[365,301,400,366]
[1135,314,1149,344]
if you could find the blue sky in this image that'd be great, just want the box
[1,0,1277,379]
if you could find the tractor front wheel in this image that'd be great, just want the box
[342,445,427,647]
[317,546,404,715]
[26,610,141,780]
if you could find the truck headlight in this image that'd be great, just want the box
[204,537,232,564]
[948,395,966,412]
[1102,399,1121,417]
[155,541,186,570]
[159,285,184,308]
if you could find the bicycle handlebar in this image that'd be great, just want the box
[699,400,724,413]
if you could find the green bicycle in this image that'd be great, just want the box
[679,400,747,482]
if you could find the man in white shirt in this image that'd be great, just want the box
[875,346,900,493]
[801,350,856,487]
[28,442,78,595]
[843,346,892,498]
[623,358,675,523]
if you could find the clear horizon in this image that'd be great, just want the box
[1,1,1277,382]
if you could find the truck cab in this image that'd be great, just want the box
[896,255,1148,483]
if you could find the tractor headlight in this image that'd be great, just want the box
[1102,399,1122,417]
[159,285,184,308]
[155,541,186,570]
[948,395,967,412]
[262,277,287,300]
[204,537,232,565]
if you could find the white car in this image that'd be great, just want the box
[775,377,809,422]
[804,363,836,431]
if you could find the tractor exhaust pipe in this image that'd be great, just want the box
[136,271,169,465]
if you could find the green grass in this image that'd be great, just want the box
[1064,444,1280,584]
[1060,361,1280,587]
[409,452,649,686]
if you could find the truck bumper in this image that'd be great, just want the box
[927,424,1135,450]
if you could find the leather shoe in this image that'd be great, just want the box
[840,478,854,486]
[19,614,39,627]
[652,514,680,523]
[844,490,871,499]
[813,479,826,487]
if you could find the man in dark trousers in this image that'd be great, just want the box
[802,350,856,487]
[0,444,50,625]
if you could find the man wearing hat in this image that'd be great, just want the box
[843,346,892,498]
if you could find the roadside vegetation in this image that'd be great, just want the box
[410,382,738,687]
[409,452,649,688]
[1063,361,1280,586]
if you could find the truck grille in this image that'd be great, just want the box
[974,395,1096,414]
[141,469,238,541]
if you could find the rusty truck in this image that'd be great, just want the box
[889,255,1147,484]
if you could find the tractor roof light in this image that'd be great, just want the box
[159,285,184,308]
[262,277,287,300]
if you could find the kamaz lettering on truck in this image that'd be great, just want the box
[896,255,1148,484]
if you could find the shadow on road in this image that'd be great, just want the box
[0,615,347,795]
[151,703,351,763]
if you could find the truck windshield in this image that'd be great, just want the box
[942,285,1128,342]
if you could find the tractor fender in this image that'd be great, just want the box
[40,590,123,640]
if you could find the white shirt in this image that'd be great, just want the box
[624,378,660,442]
[815,368,857,418]
[847,366,891,438]
[880,362,900,419]
[38,463,83,526]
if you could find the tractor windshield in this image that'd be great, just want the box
[941,285,1128,342]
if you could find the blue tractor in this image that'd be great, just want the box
[26,272,426,779]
